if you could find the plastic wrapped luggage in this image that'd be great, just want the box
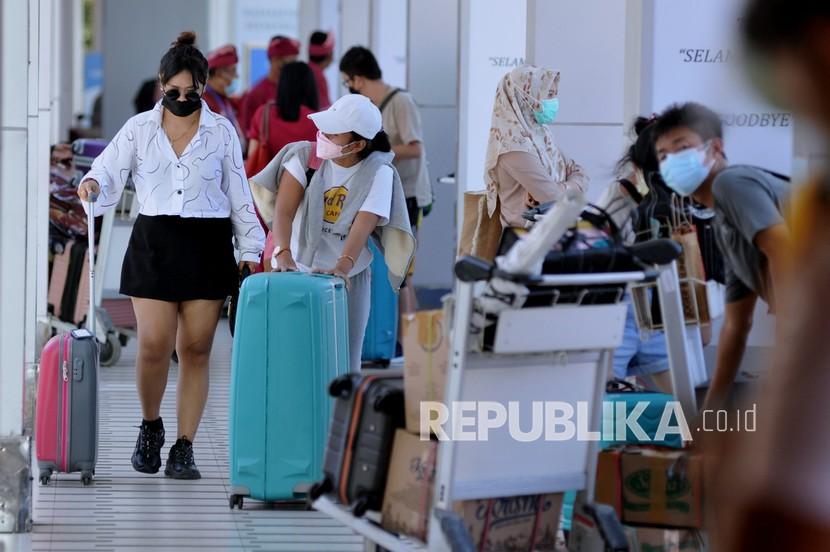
[309,371,404,516]
[361,240,399,365]
[602,379,683,449]
[71,139,108,175]
[36,203,99,485]
[229,272,350,509]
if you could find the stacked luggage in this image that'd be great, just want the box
[47,139,107,327]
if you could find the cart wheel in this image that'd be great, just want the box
[352,495,370,518]
[99,333,121,367]
[39,474,50,486]
[229,494,243,510]
[118,333,129,347]
[81,472,93,486]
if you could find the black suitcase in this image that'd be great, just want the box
[310,371,404,516]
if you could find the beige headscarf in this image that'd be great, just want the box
[483,65,569,217]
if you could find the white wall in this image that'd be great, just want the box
[408,0,459,288]
[526,0,628,201]
[101,0,209,138]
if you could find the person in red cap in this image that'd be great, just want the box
[239,35,299,133]
[204,44,246,151]
[308,30,334,109]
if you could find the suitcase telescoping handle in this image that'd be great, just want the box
[86,198,96,338]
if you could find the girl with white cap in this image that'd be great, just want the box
[251,94,416,371]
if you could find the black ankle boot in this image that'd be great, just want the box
[131,418,165,474]
[164,437,201,480]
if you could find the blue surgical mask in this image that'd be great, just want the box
[534,97,559,125]
[517,88,559,125]
[226,78,239,96]
[659,143,714,197]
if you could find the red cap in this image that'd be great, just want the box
[308,31,334,57]
[207,44,238,69]
[267,37,300,59]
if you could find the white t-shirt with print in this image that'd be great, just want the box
[285,155,392,276]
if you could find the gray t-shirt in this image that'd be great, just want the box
[712,165,789,303]
[381,89,432,207]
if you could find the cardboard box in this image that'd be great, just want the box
[381,430,564,550]
[403,310,449,434]
[595,446,703,528]
[381,429,438,541]
[458,493,563,551]
[629,526,705,552]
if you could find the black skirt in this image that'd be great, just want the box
[120,215,238,302]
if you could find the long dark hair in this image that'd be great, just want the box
[158,31,208,87]
[276,62,319,122]
[352,130,392,160]
[616,116,660,176]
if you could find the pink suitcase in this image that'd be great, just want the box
[36,201,99,485]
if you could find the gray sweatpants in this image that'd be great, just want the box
[347,268,372,372]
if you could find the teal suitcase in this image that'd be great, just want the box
[229,272,350,509]
[362,240,398,366]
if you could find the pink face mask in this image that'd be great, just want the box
[316,131,356,160]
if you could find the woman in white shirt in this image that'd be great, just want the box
[77,32,265,480]
[265,94,415,371]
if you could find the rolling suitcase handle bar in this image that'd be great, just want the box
[86,199,96,338]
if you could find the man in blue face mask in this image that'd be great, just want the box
[653,102,789,412]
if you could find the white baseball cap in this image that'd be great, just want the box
[308,94,383,139]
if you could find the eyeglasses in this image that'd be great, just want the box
[162,87,201,102]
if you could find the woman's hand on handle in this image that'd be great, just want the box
[271,251,298,273]
[315,264,351,291]
[78,179,101,202]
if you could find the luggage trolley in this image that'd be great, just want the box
[313,191,699,551]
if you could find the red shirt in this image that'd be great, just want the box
[310,62,331,109]
[240,77,277,134]
[248,104,318,154]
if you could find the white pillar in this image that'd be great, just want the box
[456,0,526,228]
[370,0,407,89]
[1,0,52,533]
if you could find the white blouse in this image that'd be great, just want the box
[82,100,265,263]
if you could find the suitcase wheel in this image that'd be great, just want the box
[39,473,51,486]
[352,494,371,518]
[328,375,353,398]
[229,494,244,510]
[309,477,333,501]
[81,471,93,486]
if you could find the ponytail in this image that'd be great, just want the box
[353,130,392,160]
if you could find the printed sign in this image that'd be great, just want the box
[650,0,793,174]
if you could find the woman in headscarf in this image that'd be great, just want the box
[484,65,588,229]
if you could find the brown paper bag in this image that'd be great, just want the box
[458,191,503,262]
[672,225,710,324]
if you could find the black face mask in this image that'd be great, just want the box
[162,88,202,117]
[348,87,359,95]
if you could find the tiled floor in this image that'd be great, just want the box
[12,321,364,552]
